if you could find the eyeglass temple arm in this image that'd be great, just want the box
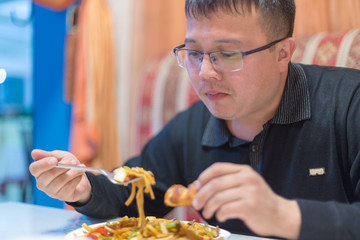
[173,44,186,54]
[242,37,287,56]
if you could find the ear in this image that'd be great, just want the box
[277,38,296,72]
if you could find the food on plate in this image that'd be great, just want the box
[164,183,197,207]
[113,166,155,227]
[82,216,223,240]
[76,168,224,239]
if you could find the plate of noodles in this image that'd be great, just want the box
[64,217,231,240]
[64,166,230,239]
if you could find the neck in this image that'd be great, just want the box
[226,75,287,141]
[226,118,266,141]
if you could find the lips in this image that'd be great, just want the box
[205,91,228,101]
[199,83,230,101]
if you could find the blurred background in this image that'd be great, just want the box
[0,0,359,209]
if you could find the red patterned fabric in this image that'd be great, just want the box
[312,33,346,66]
[135,30,360,221]
[136,54,167,152]
[347,32,360,68]
[292,30,360,69]
[162,59,188,127]
[291,35,311,63]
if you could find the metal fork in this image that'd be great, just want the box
[55,163,142,185]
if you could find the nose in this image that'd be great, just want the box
[199,54,219,79]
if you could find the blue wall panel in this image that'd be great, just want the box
[32,4,71,208]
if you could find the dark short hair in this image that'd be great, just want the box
[185,0,296,40]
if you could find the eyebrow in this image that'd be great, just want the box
[184,39,196,44]
[184,38,244,45]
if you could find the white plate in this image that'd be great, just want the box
[64,220,231,240]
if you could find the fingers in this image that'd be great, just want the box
[196,162,242,187]
[193,171,241,209]
[32,160,88,202]
[35,162,84,190]
[49,150,78,160]
[31,149,52,160]
[31,149,77,161]
[193,163,251,210]
[29,149,90,203]
[30,149,79,178]
[200,186,243,220]
[193,163,261,220]
[29,155,58,178]
[41,170,84,201]
[214,197,245,222]
[55,175,83,201]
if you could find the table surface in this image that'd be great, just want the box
[0,201,273,240]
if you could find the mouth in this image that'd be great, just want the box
[204,92,229,101]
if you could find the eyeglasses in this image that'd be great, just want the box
[173,37,287,72]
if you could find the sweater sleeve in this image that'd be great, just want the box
[297,200,360,239]
[68,171,172,219]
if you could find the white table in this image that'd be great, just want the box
[0,202,273,240]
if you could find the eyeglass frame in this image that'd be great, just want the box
[173,36,288,72]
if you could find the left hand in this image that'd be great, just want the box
[192,162,301,239]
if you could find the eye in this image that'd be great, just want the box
[219,51,241,60]
[188,50,202,59]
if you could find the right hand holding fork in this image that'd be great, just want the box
[29,149,92,204]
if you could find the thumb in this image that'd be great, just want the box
[31,149,52,161]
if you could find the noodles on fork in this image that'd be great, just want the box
[114,166,155,227]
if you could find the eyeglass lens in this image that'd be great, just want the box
[176,50,244,72]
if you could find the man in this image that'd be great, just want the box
[30,0,360,239]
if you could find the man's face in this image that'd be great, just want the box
[185,10,287,124]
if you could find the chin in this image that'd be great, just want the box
[206,104,235,120]
[200,96,238,119]
[213,112,235,120]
